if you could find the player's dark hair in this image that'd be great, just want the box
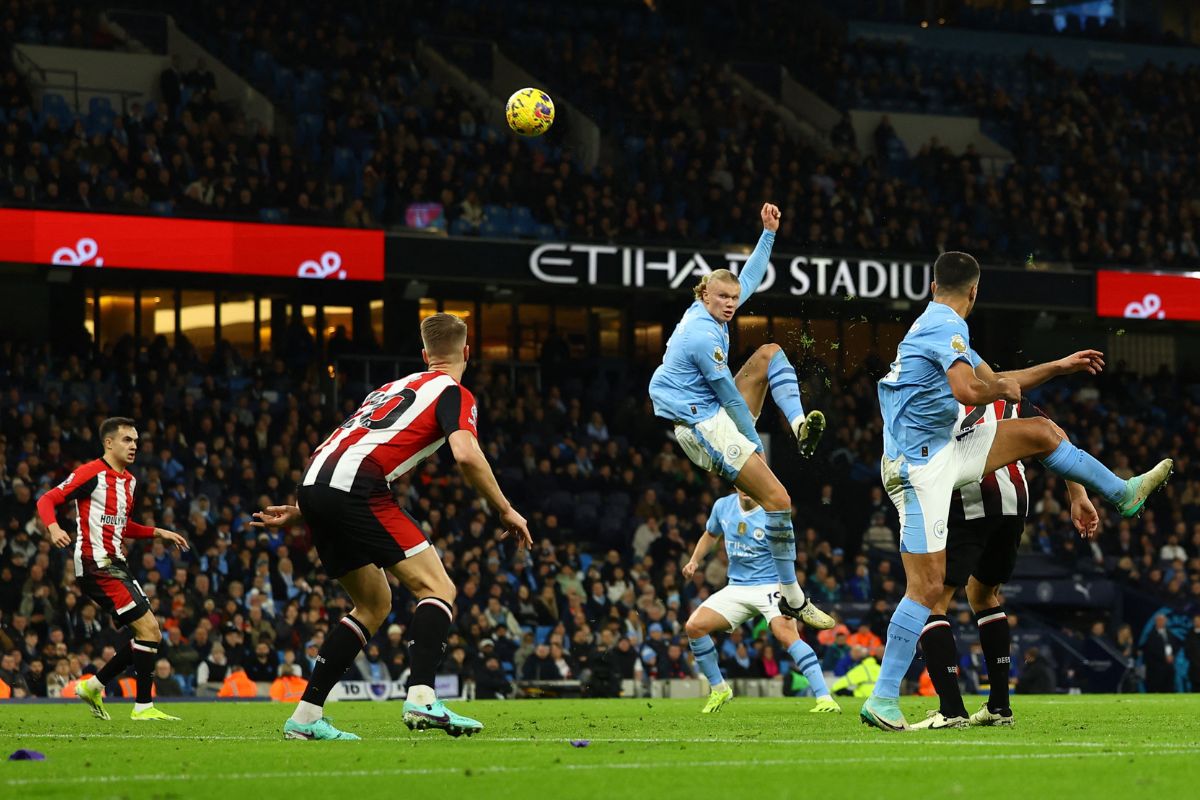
[99,417,137,442]
[933,251,980,294]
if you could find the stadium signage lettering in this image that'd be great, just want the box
[0,208,385,280]
[528,244,931,300]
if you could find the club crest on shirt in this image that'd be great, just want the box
[725,444,741,461]
[737,522,747,536]
[753,528,765,541]
[934,519,946,539]
[950,334,967,353]
[713,346,726,364]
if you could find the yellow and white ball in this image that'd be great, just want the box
[506,87,555,137]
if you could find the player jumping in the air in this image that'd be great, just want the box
[861,251,1173,732]
[912,400,1097,730]
[37,417,190,722]
[253,313,532,741]
[649,203,832,631]
[683,489,841,714]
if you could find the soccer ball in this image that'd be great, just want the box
[506,88,555,137]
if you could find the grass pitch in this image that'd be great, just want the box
[2,695,1198,799]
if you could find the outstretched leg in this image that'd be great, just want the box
[685,607,734,712]
[985,417,1171,517]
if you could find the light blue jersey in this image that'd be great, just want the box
[706,493,778,586]
[878,300,982,465]
[649,230,775,443]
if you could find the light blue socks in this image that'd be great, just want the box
[874,597,930,699]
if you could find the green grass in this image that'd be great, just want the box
[2,695,1198,800]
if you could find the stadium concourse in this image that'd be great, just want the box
[0,328,1197,703]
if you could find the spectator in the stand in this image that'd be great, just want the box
[161,55,186,111]
[522,643,556,680]
[1142,613,1180,693]
[1185,615,1200,692]
[830,113,857,152]
[1015,648,1056,695]
[152,658,184,697]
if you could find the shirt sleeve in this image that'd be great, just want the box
[124,521,157,539]
[36,464,99,528]
[688,328,764,452]
[435,384,479,439]
[736,229,776,306]
[921,319,976,374]
[705,506,723,536]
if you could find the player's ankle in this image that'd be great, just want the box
[133,702,153,713]
[712,681,729,693]
[779,582,805,607]
[817,694,832,702]
[407,684,437,705]
[291,700,324,725]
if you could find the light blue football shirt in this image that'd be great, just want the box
[648,230,775,427]
[878,300,982,465]
[706,493,778,586]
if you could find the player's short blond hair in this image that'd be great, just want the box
[421,312,469,357]
[693,268,739,300]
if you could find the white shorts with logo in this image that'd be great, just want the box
[674,407,756,481]
[698,583,783,630]
[882,421,999,555]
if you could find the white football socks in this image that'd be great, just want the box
[780,582,805,607]
[407,684,437,706]
[291,700,324,725]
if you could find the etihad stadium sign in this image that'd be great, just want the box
[527,243,933,300]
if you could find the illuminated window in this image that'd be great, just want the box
[517,304,550,361]
[324,305,354,343]
[259,298,273,352]
[143,290,176,347]
[441,300,475,348]
[808,319,839,369]
[418,298,438,320]
[634,322,664,363]
[98,290,136,352]
[221,293,256,360]
[555,306,588,357]
[179,291,217,359]
[736,315,769,354]
[480,303,513,360]
[84,293,95,342]
[594,307,621,358]
[370,299,384,348]
[302,305,318,339]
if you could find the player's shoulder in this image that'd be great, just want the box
[712,493,738,513]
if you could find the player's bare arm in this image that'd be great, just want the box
[448,429,532,550]
[974,351,1104,392]
[154,528,191,551]
[947,360,1020,406]
[682,531,721,580]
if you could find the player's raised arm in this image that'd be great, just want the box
[975,350,1105,392]
[735,204,780,306]
[448,429,531,550]
[947,361,1020,407]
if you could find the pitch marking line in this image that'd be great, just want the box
[5,748,1200,787]
[2,732,1195,749]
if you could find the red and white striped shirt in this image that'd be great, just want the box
[950,400,1029,521]
[302,370,478,495]
[36,458,156,576]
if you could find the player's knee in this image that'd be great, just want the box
[756,343,783,361]
[763,488,791,512]
[684,617,706,640]
[1031,417,1060,453]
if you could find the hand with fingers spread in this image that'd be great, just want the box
[1057,350,1105,376]
[155,529,191,551]
[252,505,304,529]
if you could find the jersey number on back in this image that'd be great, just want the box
[342,388,418,431]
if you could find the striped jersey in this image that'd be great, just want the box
[36,458,157,576]
[302,370,478,495]
[950,400,1029,521]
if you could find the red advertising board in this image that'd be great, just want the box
[1096,269,1200,321]
[0,208,384,281]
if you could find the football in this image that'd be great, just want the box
[505,87,555,136]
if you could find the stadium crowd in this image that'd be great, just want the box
[0,0,1198,269]
[0,323,1199,702]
